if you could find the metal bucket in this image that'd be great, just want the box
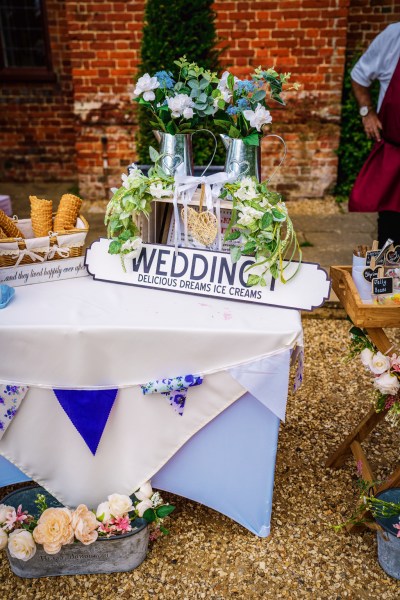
[374,488,400,580]
[2,486,149,578]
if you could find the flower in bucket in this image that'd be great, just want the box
[346,326,400,426]
[132,56,219,134]
[213,67,299,145]
[71,504,99,545]
[33,507,74,554]
[8,530,36,561]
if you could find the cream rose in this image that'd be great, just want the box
[8,530,36,561]
[71,504,99,546]
[135,499,153,518]
[108,494,134,518]
[369,352,391,375]
[96,501,112,523]
[0,528,7,550]
[374,372,400,396]
[33,507,74,554]
[135,482,153,501]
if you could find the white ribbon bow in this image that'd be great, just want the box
[47,245,70,260]
[172,164,236,251]
[15,249,46,266]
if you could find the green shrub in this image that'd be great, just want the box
[136,0,225,166]
[335,55,379,198]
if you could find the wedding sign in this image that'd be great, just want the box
[0,257,88,287]
[85,238,330,311]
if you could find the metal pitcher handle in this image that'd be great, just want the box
[191,129,218,176]
[261,134,287,183]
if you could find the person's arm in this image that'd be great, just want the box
[351,80,383,142]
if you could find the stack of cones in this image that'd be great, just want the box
[53,194,82,232]
[29,196,53,238]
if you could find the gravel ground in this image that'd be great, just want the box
[1,318,399,599]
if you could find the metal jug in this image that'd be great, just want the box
[220,134,287,182]
[152,131,194,177]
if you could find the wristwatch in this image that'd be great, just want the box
[359,106,371,117]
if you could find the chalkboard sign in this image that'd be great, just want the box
[372,277,394,295]
[366,250,385,267]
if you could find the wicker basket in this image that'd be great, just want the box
[0,215,89,268]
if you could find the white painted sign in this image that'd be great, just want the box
[0,257,89,287]
[86,238,330,311]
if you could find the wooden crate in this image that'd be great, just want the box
[330,266,400,328]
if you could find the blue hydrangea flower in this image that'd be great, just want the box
[226,105,238,116]
[155,71,175,89]
[236,98,250,111]
[236,80,256,94]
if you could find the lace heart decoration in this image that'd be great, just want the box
[183,207,218,247]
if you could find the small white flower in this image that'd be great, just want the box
[374,372,400,396]
[135,499,153,517]
[243,103,272,132]
[183,106,194,119]
[0,529,7,550]
[149,183,172,199]
[135,481,153,501]
[133,74,160,102]
[151,492,163,508]
[120,237,143,260]
[235,178,258,202]
[167,94,194,118]
[237,205,264,227]
[107,493,134,518]
[360,348,374,368]
[369,352,391,375]
[8,530,36,562]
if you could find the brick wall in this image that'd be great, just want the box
[0,0,76,182]
[1,0,399,200]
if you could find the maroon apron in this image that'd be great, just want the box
[349,55,400,213]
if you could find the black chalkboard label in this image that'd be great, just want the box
[372,277,394,295]
[366,250,385,266]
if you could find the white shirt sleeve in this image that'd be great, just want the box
[351,27,390,87]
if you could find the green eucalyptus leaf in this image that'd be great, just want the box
[199,78,209,90]
[188,79,199,89]
[252,89,266,102]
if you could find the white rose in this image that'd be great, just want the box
[120,237,143,260]
[370,351,391,375]
[0,529,7,550]
[135,482,153,501]
[360,348,374,368]
[243,103,272,132]
[135,499,153,517]
[133,74,160,101]
[108,494,134,518]
[374,372,400,396]
[96,501,112,523]
[167,94,194,118]
[0,504,15,526]
[183,106,194,120]
[8,530,36,562]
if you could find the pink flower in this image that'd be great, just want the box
[385,395,396,410]
[4,508,17,531]
[390,354,400,373]
[15,505,28,525]
[111,516,132,534]
[393,523,400,538]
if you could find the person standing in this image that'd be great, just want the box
[349,22,400,246]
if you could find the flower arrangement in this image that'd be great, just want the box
[347,325,400,426]
[213,67,298,145]
[133,57,219,134]
[0,482,174,562]
[334,463,400,533]
[221,177,300,285]
[132,57,298,141]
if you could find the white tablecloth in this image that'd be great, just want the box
[0,277,302,509]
